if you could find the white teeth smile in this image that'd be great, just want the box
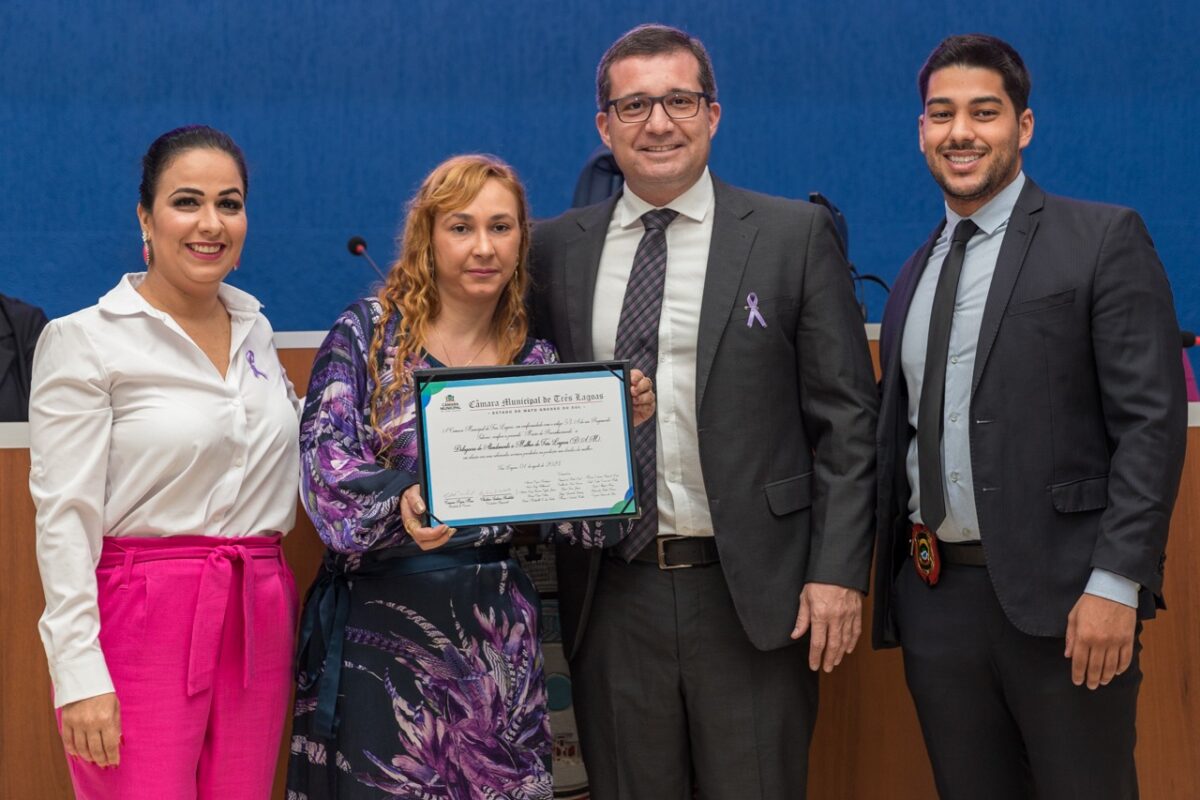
[189,244,222,254]
[947,154,982,163]
[644,145,678,152]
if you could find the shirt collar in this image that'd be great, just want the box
[614,168,714,228]
[945,171,1026,237]
[98,272,263,318]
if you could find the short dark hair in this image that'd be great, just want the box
[918,34,1032,115]
[139,125,248,208]
[596,24,717,110]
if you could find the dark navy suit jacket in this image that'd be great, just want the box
[0,293,48,422]
[872,179,1187,648]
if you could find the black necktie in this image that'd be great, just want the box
[613,208,678,561]
[917,218,979,533]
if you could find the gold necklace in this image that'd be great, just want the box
[429,327,492,367]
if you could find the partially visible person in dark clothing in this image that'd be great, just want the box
[0,293,49,421]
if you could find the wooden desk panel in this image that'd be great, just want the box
[0,447,76,799]
[1,343,1195,798]
[1137,433,1200,800]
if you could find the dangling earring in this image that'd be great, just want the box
[141,230,151,267]
[233,261,240,271]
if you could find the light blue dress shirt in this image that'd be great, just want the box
[900,173,1138,608]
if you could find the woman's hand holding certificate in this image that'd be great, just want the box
[399,486,455,551]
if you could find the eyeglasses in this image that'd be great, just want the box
[605,91,712,123]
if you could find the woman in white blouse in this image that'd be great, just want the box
[29,125,300,799]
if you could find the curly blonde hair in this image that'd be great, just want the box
[367,154,531,440]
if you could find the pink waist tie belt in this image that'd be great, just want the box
[98,534,286,697]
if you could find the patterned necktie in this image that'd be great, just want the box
[613,208,679,561]
[917,218,979,533]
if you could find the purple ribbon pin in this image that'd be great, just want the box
[746,292,768,328]
[246,350,268,380]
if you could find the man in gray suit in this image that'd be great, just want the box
[530,24,878,799]
[872,34,1186,799]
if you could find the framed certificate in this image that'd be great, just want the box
[412,361,640,528]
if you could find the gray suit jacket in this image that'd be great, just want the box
[530,177,879,657]
[872,178,1187,648]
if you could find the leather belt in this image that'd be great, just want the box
[940,540,986,567]
[629,535,720,569]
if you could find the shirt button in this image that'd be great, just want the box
[235,457,245,467]
[949,413,959,423]
[962,527,971,536]
[949,471,959,483]
[950,356,959,365]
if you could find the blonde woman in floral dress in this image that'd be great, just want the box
[287,154,652,799]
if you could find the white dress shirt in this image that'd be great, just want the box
[592,169,715,537]
[29,273,301,706]
[901,175,1137,607]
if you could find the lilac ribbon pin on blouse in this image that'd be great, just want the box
[246,350,268,380]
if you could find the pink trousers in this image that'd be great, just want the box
[63,535,298,800]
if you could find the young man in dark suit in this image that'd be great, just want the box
[872,33,1186,799]
[530,23,878,800]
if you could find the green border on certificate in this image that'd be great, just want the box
[412,361,640,528]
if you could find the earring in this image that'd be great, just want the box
[141,230,150,267]
[233,261,240,271]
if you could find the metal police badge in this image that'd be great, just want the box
[911,524,942,586]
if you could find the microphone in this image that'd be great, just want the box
[347,236,386,280]
[1183,330,1196,349]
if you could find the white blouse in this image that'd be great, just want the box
[29,273,301,706]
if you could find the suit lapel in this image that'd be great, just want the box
[881,224,943,397]
[695,179,756,410]
[0,344,13,388]
[561,195,620,362]
[971,179,1044,393]
[878,224,941,504]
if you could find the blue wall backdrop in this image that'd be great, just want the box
[2,1,1197,350]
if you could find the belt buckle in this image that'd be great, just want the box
[656,535,691,570]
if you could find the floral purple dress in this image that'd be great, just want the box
[287,299,584,800]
